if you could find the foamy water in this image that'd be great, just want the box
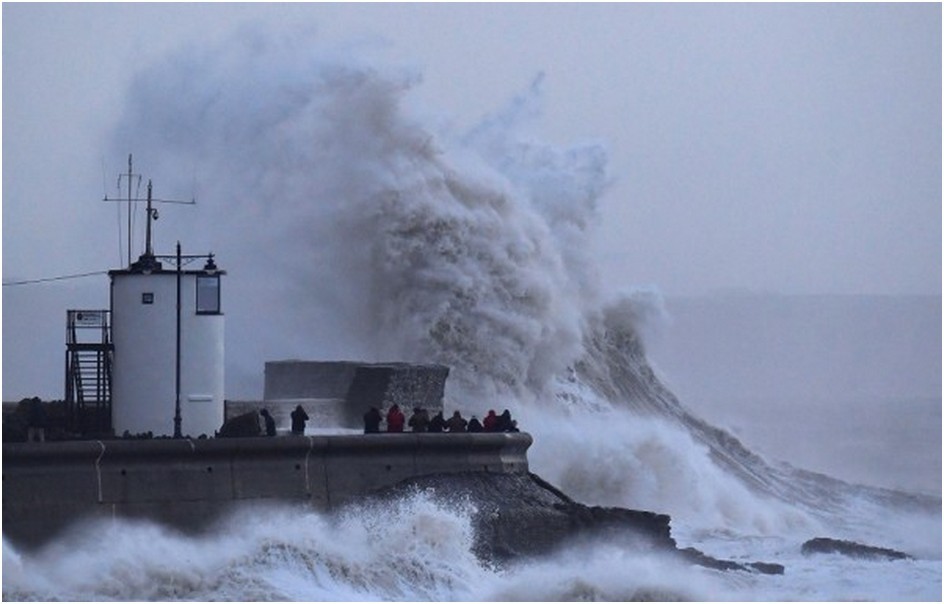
[4,25,939,601]
[4,457,939,601]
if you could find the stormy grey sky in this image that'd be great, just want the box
[2,3,941,404]
[3,2,940,295]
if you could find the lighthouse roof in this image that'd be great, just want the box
[109,253,226,277]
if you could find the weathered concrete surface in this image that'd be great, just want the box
[1,432,529,549]
[264,361,359,400]
[263,361,449,428]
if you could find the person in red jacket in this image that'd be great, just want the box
[386,404,405,433]
[483,409,498,432]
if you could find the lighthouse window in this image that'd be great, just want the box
[196,275,220,314]
[141,292,154,304]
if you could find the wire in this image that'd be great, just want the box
[2,270,110,287]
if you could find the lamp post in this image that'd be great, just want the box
[174,241,182,438]
[158,242,218,439]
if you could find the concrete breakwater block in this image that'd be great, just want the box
[262,360,450,429]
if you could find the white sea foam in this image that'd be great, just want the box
[525,405,817,536]
[4,496,940,602]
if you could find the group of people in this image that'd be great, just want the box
[363,404,520,434]
[259,405,309,437]
[255,403,521,437]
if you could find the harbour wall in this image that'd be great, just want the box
[1,432,531,549]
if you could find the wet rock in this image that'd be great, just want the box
[801,537,913,560]
[367,471,666,561]
[370,471,783,574]
[678,547,785,575]
[747,561,787,575]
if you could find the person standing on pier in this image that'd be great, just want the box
[363,407,383,434]
[386,404,405,433]
[427,410,446,432]
[483,409,498,432]
[260,409,276,436]
[26,398,46,443]
[290,405,309,436]
[408,407,429,432]
[467,415,483,433]
[445,410,468,433]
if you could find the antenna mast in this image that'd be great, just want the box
[126,155,133,265]
[104,154,195,267]
[144,180,156,257]
[108,154,142,267]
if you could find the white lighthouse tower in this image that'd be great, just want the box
[108,174,225,438]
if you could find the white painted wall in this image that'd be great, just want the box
[111,269,224,437]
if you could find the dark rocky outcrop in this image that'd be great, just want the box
[801,537,913,561]
[678,547,785,575]
[368,471,783,574]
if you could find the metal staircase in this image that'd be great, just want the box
[65,310,113,436]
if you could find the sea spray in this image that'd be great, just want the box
[4,491,720,602]
[2,493,486,601]
[111,26,605,407]
[524,405,816,537]
[5,499,940,601]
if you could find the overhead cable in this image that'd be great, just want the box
[2,270,110,287]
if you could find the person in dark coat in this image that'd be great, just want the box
[467,415,483,433]
[260,408,276,436]
[363,407,383,434]
[497,409,513,432]
[386,404,405,433]
[26,397,47,443]
[445,410,468,433]
[427,410,446,432]
[408,407,429,432]
[483,409,498,432]
[290,405,309,436]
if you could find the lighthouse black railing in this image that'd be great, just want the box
[65,310,113,436]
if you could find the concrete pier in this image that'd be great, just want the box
[1,432,531,549]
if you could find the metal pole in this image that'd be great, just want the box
[145,180,154,257]
[173,241,183,438]
[127,154,133,266]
